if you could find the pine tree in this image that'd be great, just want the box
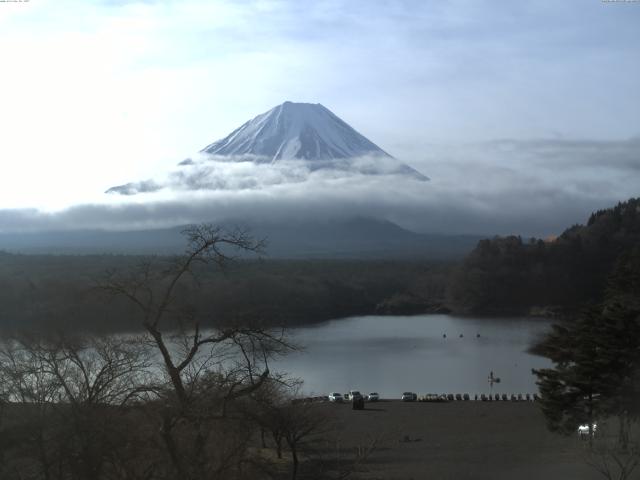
[533,246,640,444]
[533,308,617,439]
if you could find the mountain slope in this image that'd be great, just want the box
[106,101,427,195]
[201,101,427,179]
[447,197,640,315]
[203,101,389,161]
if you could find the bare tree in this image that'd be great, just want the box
[280,402,329,480]
[98,224,295,480]
[0,333,152,480]
[0,335,68,480]
[251,389,379,480]
[0,225,298,480]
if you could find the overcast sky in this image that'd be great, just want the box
[0,0,638,235]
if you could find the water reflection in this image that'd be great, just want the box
[274,314,552,398]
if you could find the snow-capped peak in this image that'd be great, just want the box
[106,102,428,195]
[202,101,389,161]
[200,101,426,179]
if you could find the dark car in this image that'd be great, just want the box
[401,392,417,402]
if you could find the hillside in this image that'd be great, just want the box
[0,217,480,259]
[0,253,452,333]
[447,198,640,315]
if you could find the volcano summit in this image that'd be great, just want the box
[107,102,426,195]
[204,102,390,161]
[198,101,427,178]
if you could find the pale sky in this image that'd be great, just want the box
[0,0,639,235]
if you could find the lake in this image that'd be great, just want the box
[274,314,552,398]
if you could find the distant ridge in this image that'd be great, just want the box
[0,217,479,259]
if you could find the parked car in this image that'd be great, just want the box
[366,392,379,402]
[419,394,447,402]
[578,423,597,439]
[401,392,417,402]
[328,392,344,402]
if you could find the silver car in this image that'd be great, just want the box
[328,392,344,402]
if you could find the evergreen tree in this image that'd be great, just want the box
[533,308,617,438]
[533,246,640,445]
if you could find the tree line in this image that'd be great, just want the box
[447,198,640,315]
[0,251,451,333]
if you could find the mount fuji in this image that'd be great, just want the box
[106,101,426,195]
[197,101,427,179]
[203,101,385,160]
[16,103,476,258]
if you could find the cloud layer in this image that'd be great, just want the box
[106,154,428,195]
[1,137,638,238]
[1,0,639,212]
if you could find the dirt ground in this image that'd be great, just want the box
[323,400,604,480]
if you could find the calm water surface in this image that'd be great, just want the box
[274,315,552,398]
